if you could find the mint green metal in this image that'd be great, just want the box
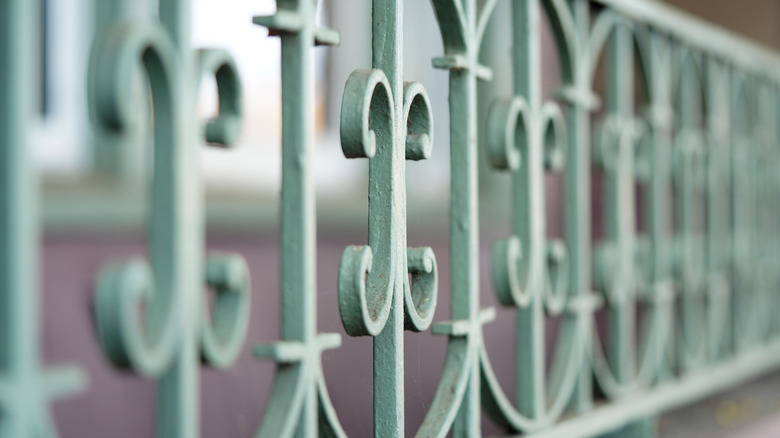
[418,0,779,436]
[480,0,587,430]
[327,0,780,436]
[90,0,150,180]
[337,1,438,436]
[87,1,250,437]
[567,0,595,413]
[252,2,347,437]
[0,0,86,436]
[5,0,780,436]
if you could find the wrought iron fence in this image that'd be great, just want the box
[2,0,780,437]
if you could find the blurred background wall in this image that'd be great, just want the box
[665,0,780,50]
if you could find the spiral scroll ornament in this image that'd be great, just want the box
[338,70,438,337]
[337,1,439,436]
[88,16,250,437]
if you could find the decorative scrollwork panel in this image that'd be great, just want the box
[3,0,780,437]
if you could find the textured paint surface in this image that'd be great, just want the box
[253,2,345,437]
[3,0,780,437]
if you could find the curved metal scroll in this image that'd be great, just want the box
[337,1,439,436]
[338,69,438,337]
[89,15,250,437]
[91,23,185,377]
[418,0,591,435]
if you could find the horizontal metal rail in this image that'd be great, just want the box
[519,341,780,438]
[595,0,780,74]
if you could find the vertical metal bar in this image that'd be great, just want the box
[275,8,317,345]
[0,1,84,436]
[340,1,435,435]
[371,1,406,435]
[158,1,199,436]
[0,0,39,435]
[279,4,318,435]
[646,31,673,382]
[568,0,594,414]
[426,1,493,436]
[513,0,545,419]
[773,84,777,342]
[729,70,745,352]
[705,58,728,362]
[449,0,481,434]
[749,80,759,344]
[446,0,480,327]
[675,51,705,372]
[254,4,344,437]
[753,81,772,343]
[605,20,636,386]
[600,19,656,438]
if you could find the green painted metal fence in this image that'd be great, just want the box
[2,0,780,436]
